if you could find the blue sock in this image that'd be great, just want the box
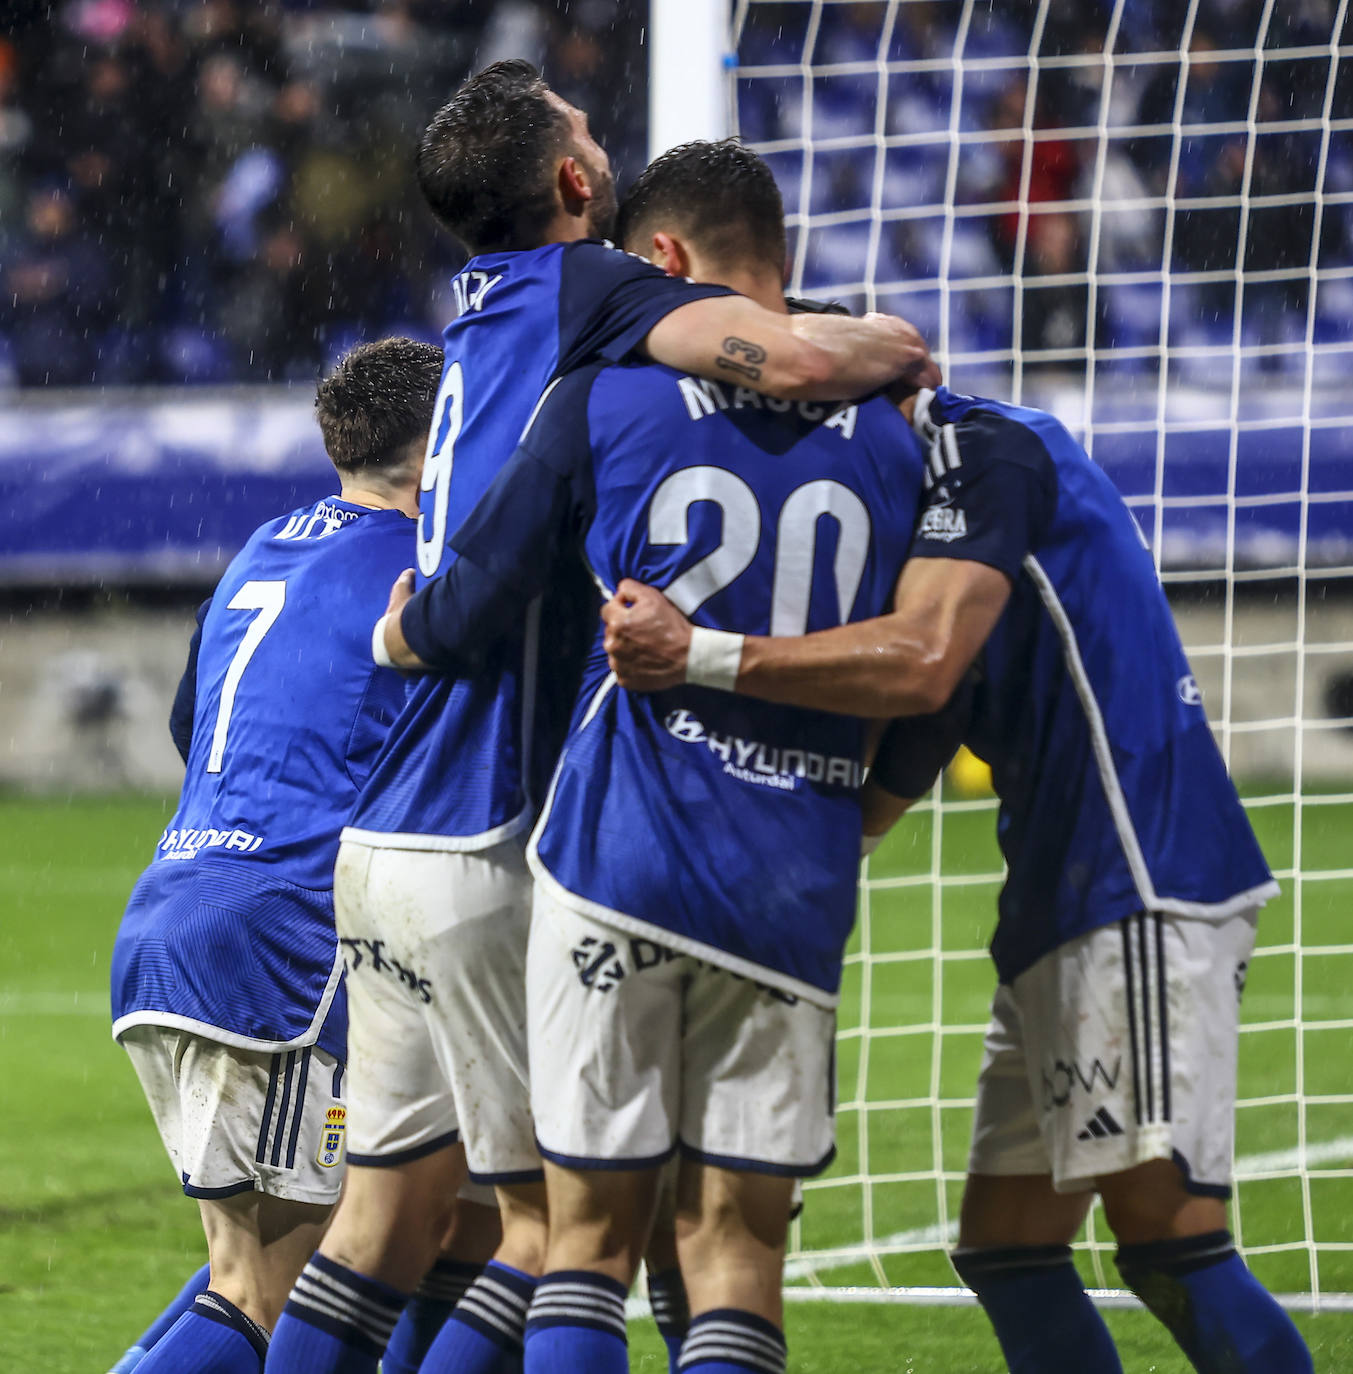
[1115,1230,1313,1373]
[523,1270,629,1374]
[647,1266,690,1374]
[109,1262,212,1371]
[263,1253,406,1374]
[952,1245,1124,1373]
[420,1260,536,1373]
[678,1308,787,1373]
[135,1293,269,1374]
[382,1258,484,1374]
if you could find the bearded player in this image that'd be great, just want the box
[265,63,937,1374]
[371,137,932,1374]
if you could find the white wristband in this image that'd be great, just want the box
[685,625,745,692]
[861,832,885,858]
[372,615,397,669]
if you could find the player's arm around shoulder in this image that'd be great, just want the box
[565,237,938,404]
[601,542,1010,716]
[643,294,940,403]
[728,402,1056,715]
[602,401,1055,716]
[739,557,1011,717]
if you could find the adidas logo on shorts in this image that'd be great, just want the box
[1076,1107,1125,1141]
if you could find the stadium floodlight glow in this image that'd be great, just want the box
[710,0,1353,1312]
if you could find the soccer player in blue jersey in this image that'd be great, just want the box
[373,138,931,1374]
[604,390,1314,1372]
[265,65,938,1374]
[107,340,504,1374]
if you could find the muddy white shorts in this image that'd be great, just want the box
[121,1024,346,1205]
[969,908,1259,1196]
[527,890,837,1176]
[336,836,540,1184]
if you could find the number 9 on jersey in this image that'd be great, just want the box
[416,362,465,580]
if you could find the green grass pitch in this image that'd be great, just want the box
[2,793,1351,1370]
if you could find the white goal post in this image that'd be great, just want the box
[648,0,1353,1312]
[648,0,731,158]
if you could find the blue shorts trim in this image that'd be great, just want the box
[467,1164,547,1185]
[678,1139,837,1179]
[181,1173,257,1200]
[1172,1149,1232,1200]
[534,1137,677,1173]
[346,1130,460,1169]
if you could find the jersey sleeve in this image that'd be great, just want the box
[557,240,735,370]
[869,667,977,801]
[908,410,1058,581]
[399,365,603,674]
[168,596,211,762]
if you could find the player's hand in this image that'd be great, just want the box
[602,580,692,692]
[376,569,429,673]
[863,311,943,395]
[386,568,415,619]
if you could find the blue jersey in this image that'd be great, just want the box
[346,241,730,850]
[400,361,927,1006]
[111,498,413,1056]
[905,387,1278,982]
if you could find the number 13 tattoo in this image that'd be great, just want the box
[717,336,768,382]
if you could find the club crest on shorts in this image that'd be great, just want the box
[317,1105,346,1168]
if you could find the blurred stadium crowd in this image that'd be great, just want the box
[2,0,1348,388]
[740,0,1351,372]
[0,0,644,387]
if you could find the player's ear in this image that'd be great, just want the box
[557,155,593,215]
[650,231,689,279]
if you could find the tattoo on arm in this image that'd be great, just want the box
[717,336,767,382]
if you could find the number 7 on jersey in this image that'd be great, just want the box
[206,580,287,774]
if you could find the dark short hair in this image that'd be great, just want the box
[416,60,570,255]
[314,338,444,476]
[617,138,787,277]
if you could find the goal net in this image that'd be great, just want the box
[726,0,1353,1308]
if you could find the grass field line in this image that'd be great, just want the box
[625,1134,1353,1318]
[1233,1134,1353,1175]
[773,1134,1353,1286]
[0,990,108,1015]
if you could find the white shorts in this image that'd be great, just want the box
[969,909,1258,1196]
[527,891,837,1176]
[121,1025,345,1205]
[337,837,540,1183]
